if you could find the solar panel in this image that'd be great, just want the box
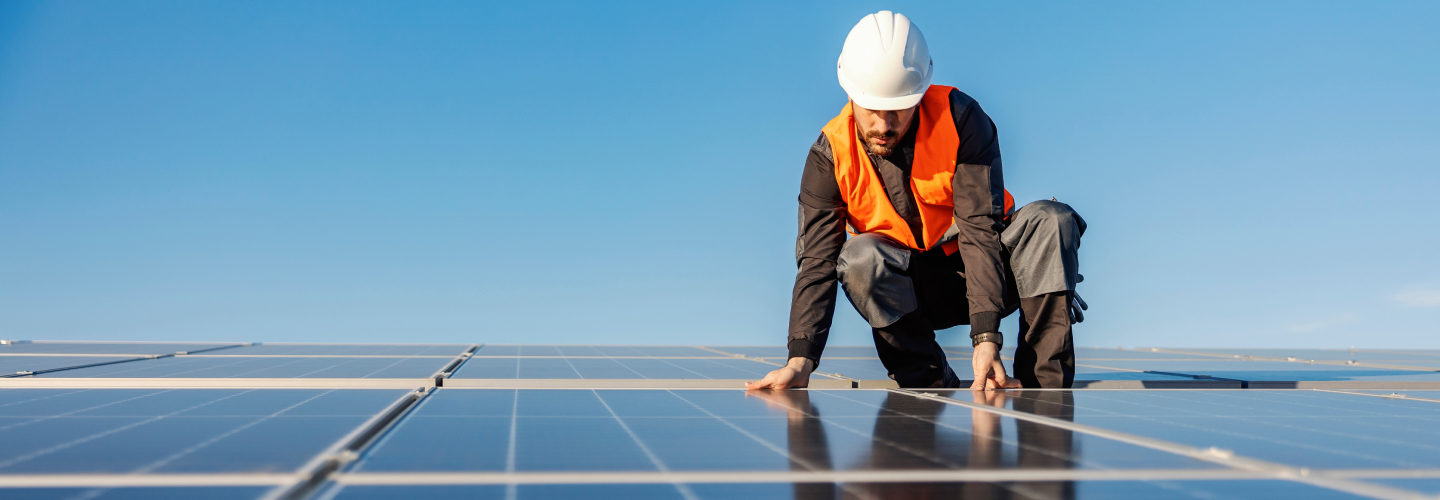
[228,344,471,356]
[35,356,450,378]
[1071,348,1222,360]
[476,345,719,357]
[0,487,274,499]
[0,343,246,355]
[1158,348,1440,362]
[450,357,779,379]
[938,389,1440,469]
[0,356,142,376]
[706,346,888,358]
[0,389,406,474]
[349,389,1223,474]
[1066,359,1440,382]
[3,343,1439,500]
[1359,478,1440,496]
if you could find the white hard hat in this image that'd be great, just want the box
[837,11,932,111]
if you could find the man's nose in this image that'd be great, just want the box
[874,118,894,134]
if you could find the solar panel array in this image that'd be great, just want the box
[2,340,1439,499]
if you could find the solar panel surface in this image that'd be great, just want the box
[0,356,142,376]
[224,344,471,356]
[0,388,406,473]
[1066,359,1440,382]
[934,389,1440,469]
[33,356,451,379]
[0,487,272,499]
[350,389,1220,473]
[1,342,1437,500]
[451,357,780,379]
[0,343,246,355]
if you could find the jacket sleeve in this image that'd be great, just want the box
[948,90,1008,336]
[787,134,848,365]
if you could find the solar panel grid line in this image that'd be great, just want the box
[437,379,858,389]
[178,344,256,355]
[606,358,652,379]
[1148,348,1440,373]
[1315,390,1440,405]
[695,346,855,382]
[1210,391,1440,451]
[0,356,157,378]
[186,355,460,359]
[1074,362,1257,384]
[1250,382,1440,390]
[898,389,1426,500]
[504,388,517,500]
[816,390,1101,471]
[337,390,443,476]
[664,390,894,500]
[0,388,172,437]
[589,390,702,500]
[651,359,716,379]
[1073,390,1440,469]
[755,391,966,471]
[465,356,740,359]
[263,387,432,500]
[0,388,253,471]
[18,354,459,380]
[18,341,243,345]
[308,387,1435,499]
[252,343,470,347]
[129,390,340,474]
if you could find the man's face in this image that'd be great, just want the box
[852,102,918,157]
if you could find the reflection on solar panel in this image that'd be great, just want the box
[0,341,1437,499]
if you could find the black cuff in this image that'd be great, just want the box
[787,337,824,369]
[969,312,1001,337]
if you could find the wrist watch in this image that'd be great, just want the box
[971,332,1003,348]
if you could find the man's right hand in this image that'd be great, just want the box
[970,340,1020,390]
[746,357,815,390]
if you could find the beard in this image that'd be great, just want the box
[862,128,899,156]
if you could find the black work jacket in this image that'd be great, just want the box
[788,88,1007,363]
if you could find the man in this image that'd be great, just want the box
[746,11,1086,391]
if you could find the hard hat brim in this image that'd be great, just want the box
[837,65,928,111]
[846,90,926,111]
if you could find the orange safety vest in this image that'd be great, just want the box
[821,85,1014,254]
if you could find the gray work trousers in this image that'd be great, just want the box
[835,200,1086,388]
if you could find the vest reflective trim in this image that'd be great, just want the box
[822,85,1013,253]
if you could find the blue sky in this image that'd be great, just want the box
[2,1,1438,348]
